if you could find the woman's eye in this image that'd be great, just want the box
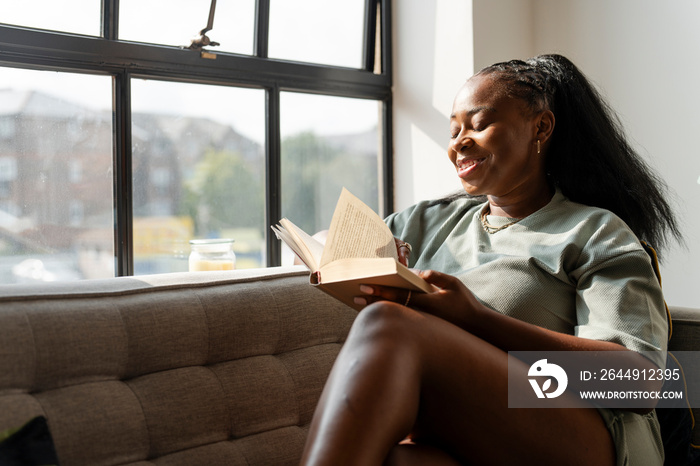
[471,117,492,132]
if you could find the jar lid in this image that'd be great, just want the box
[189,238,235,245]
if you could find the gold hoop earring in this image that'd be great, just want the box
[536,140,541,154]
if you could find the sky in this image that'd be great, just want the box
[0,0,376,144]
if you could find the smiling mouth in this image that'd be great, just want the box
[456,157,485,178]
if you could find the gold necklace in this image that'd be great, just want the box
[480,205,522,234]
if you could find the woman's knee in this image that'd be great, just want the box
[346,301,424,352]
[353,301,417,336]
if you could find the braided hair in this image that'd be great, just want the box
[474,54,682,256]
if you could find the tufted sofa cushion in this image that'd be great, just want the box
[0,266,356,466]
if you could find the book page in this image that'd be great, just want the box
[273,218,324,271]
[320,188,398,268]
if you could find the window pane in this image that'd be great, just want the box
[280,92,380,265]
[120,0,255,55]
[0,67,113,283]
[131,79,265,273]
[269,0,365,68]
[0,0,100,36]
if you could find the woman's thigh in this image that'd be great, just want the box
[355,302,616,466]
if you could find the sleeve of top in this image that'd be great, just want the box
[385,203,420,238]
[384,202,433,267]
[571,226,668,369]
[385,196,483,269]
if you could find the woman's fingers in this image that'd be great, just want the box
[394,238,412,266]
[353,284,412,308]
[352,269,460,310]
[398,250,409,267]
[352,269,445,308]
[417,269,458,290]
[352,271,481,331]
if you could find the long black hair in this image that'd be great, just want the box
[473,54,682,256]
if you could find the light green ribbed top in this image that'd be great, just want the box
[386,190,668,368]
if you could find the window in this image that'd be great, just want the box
[0,0,101,36]
[279,92,381,266]
[0,68,112,282]
[131,79,265,272]
[69,160,83,183]
[269,0,365,68]
[0,1,391,283]
[119,0,256,55]
[280,93,380,232]
[0,157,18,181]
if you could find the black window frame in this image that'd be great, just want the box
[0,0,393,276]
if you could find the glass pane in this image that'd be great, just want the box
[280,92,380,265]
[0,0,100,36]
[131,79,265,273]
[120,0,255,55]
[269,0,365,68]
[0,67,113,283]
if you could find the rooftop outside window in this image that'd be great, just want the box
[0,68,112,282]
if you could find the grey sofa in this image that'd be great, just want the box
[0,267,355,465]
[0,266,698,465]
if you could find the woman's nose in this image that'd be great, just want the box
[451,134,473,153]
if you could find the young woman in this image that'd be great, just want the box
[299,54,682,466]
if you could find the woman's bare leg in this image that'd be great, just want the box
[384,442,463,466]
[301,304,423,464]
[300,301,615,466]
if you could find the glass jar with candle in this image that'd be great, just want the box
[188,239,236,271]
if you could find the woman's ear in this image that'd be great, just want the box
[535,110,555,142]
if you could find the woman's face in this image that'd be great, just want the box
[448,74,550,206]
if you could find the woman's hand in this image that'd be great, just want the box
[410,270,485,329]
[394,238,412,266]
[354,269,485,330]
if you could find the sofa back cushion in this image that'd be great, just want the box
[0,267,356,466]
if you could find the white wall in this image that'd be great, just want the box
[472,0,534,70]
[391,0,473,211]
[531,0,700,309]
[393,0,699,307]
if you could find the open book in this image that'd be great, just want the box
[271,188,434,310]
